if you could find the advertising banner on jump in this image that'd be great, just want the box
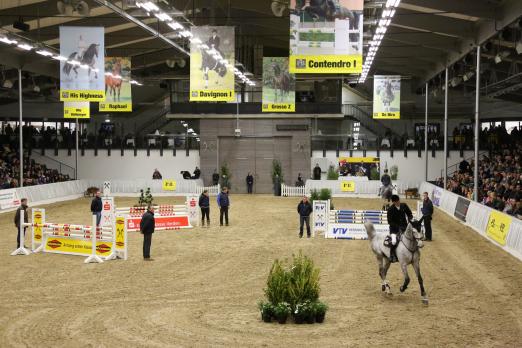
[373,75,401,119]
[99,57,132,112]
[190,26,235,102]
[262,57,296,112]
[60,26,105,102]
[289,0,363,73]
[64,101,90,118]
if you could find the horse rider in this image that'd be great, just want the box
[379,169,392,197]
[386,194,413,262]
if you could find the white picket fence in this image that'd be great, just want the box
[281,183,307,197]
[194,184,220,196]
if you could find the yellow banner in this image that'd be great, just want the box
[339,157,380,163]
[115,216,125,250]
[373,112,400,119]
[64,102,90,119]
[190,90,234,102]
[99,102,132,112]
[340,181,355,192]
[162,179,177,191]
[60,90,105,102]
[289,55,362,74]
[33,209,44,242]
[44,237,113,256]
[486,210,512,246]
[262,103,295,112]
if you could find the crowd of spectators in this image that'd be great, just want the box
[0,144,70,189]
[435,125,522,219]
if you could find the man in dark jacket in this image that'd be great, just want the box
[140,205,155,260]
[217,186,230,226]
[90,191,102,226]
[297,196,313,238]
[246,172,254,194]
[313,164,322,180]
[14,198,28,248]
[199,190,210,227]
[387,194,413,262]
[193,166,201,179]
[421,192,434,241]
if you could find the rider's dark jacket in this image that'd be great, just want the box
[387,203,413,234]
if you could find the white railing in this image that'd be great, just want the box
[281,184,306,197]
[194,184,220,196]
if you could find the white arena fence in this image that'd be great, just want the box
[281,179,420,197]
[419,181,522,261]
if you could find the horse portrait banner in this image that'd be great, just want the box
[262,57,295,112]
[289,0,363,74]
[373,75,401,119]
[190,26,235,102]
[59,26,105,102]
[99,57,132,112]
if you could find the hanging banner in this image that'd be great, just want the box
[190,26,235,102]
[262,57,295,112]
[60,26,105,102]
[99,57,132,112]
[64,102,90,119]
[289,0,363,73]
[373,75,401,119]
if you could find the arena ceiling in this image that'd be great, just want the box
[0,0,521,102]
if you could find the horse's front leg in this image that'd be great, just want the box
[412,256,428,304]
[399,262,410,292]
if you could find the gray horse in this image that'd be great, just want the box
[364,220,429,304]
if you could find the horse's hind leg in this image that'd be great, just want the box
[381,257,392,295]
[413,258,428,303]
[399,262,410,292]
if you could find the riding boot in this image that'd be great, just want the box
[390,245,398,263]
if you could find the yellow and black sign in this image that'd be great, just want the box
[64,102,90,119]
[189,90,235,102]
[45,237,113,256]
[60,90,105,102]
[162,179,177,191]
[289,55,362,74]
[486,210,512,246]
[32,209,44,242]
[115,216,126,250]
[99,102,131,112]
[340,181,355,192]
[373,112,400,120]
[262,103,296,112]
[339,157,380,164]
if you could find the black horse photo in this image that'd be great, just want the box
[200,29,228,89]
[62,43,100,80]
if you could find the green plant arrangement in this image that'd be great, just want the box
[326,165,339,180]
[309,188,334,209]
[309,189,320,202]
[220,163,231,189]
[370,166,380,180]
[390,165,399,180]
[272,159,283,196]
[259,251,327,324]
[138,188,153,206]
[313,301,329,323]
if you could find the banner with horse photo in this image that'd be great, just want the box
[99,57,132,112]
[289,0,363,74]
[373,75,401,119]
[262,57,295,112]
[59,26,105,102]
[190,26,235,102]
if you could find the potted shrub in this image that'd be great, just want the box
[326,165,339,180]
[303,301,316,324]
[258,301,274,323]
[273,302,291,324]
[314,301,328,323]
[293,303,305,324]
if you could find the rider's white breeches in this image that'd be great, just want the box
[391,234,397,246]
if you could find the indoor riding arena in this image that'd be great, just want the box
[1,0,522,347]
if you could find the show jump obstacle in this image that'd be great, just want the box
[313,200,421,239]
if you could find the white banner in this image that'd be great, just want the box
[373,75,401,119]
[101,197,114,228]
[0,188,19,211]
[60,26,105,102]
[186,195,199,226]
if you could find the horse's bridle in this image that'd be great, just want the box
[400,229,422,256]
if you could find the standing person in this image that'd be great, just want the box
[421,192,434,241]
[217,186,230,226]
[212,169,220,186]
[90,191,102,227]
[297,196,313,238]
[313,163,322,180]
[14,198,28,248]
[379,168,392,197]
[199,189,210,227]
[386,194,413,262]
[246,172,254,194]
[140,205,155,261]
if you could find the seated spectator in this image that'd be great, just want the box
[192,166,201,179]
[152,169,162,180]
[296,173,304,187]
[181,171,191,180]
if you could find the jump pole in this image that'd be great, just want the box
[84,214,104,263]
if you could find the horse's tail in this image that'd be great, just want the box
[364,222,376,240]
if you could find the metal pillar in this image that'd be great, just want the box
[424,82,428,181]
[474,46,481,202]
[75,118,79,179]
[18,69,23,188]
[443,68,448,190]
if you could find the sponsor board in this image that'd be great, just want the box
[326,223,389,239]
[44,237,113,256]
[454,196,470,222]
[432,186,443,207]
[115,216,126,249]
[162,179,177,191]
[486,210,512,246]
[313,200,328,234]
[373,75,401,119]
[340,181,355,192]
[126,215,190,231]
[0,189,19,210]
[32,208,45,244]
[187,195,199,225]
[64,101,90,118]
[101,197,114,228]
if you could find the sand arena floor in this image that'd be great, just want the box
[1,195,521,347]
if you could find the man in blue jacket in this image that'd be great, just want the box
[297,196,313,238]
[140,205,155,260]
[421,192,434,241]
[199,190,210,227]
[217,186,230,226]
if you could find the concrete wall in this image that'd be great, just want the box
[312,149,475,182]
[37,149,199,180]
